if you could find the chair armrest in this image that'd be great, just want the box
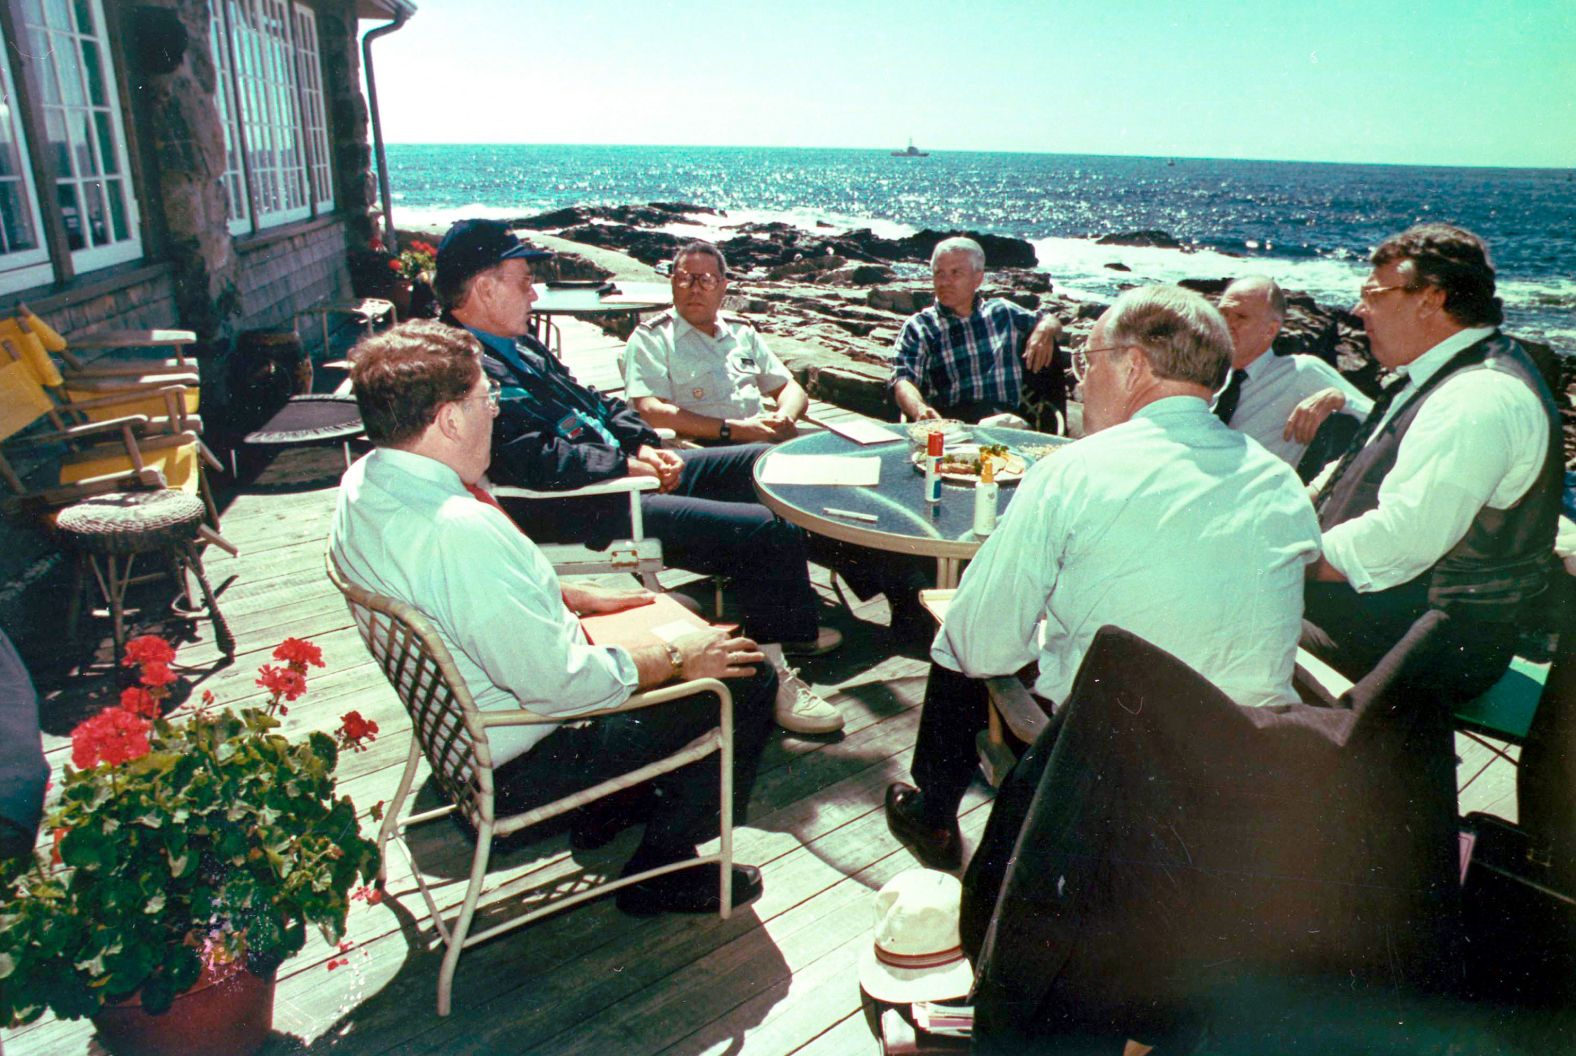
[1293,647,1352,708]
[477,677,730,727]
[491,476,660,501]
[67,328,196,350]
[985,675,1051,743]
[62,383,192,414]
[6,413,153,449]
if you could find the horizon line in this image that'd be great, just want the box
[379,141,1575,173]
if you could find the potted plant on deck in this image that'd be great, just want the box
[0,635,382,1056]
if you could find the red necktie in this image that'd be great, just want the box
[465,482,516,525]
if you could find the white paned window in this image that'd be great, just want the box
[292,3,333,213]
[209,0,250,235]
[20,0,141,272]
[228,0,309,227]
[0,19,51,293]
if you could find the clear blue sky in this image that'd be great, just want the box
[364,0,1575,168]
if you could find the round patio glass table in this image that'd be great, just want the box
[530,281,673,318]
[752,423,1072,588]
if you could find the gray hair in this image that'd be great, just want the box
[674,240,729,278]
[1224,274,1287,322]
[930,237,985,272]
[1104,285,1233,390]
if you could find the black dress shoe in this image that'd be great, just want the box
[615,862,763,916]
[885,783,962,870]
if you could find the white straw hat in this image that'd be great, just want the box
[858,868,975,1004]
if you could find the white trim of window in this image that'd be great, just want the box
[229,0,310,229]
[291,3,333,214]
[0,16,52,295]
[21,0,143,273]
[209,0,251,236]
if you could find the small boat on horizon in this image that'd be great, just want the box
[891,138,929,157]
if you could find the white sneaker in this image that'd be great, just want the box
[773,666,844,734]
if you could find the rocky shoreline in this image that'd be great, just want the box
[401,202,1575,460]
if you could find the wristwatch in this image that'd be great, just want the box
[664,640,685,680]
[718,420,732,442]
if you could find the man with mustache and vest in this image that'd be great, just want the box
[1302,224,1562,700]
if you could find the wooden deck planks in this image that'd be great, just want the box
[3,313,1527,1056]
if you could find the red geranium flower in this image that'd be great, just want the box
[119,686,160,718]
[273,637,325,669]
[123,635,176,667]
[138,659,177,689]
[51,827,66,865]
[337,710,379,752]
[71,707,153,769]
[387,258,401,271]
[256,664,308,702]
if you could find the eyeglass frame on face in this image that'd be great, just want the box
[459,378,501,415]
[1071,344,1128,382]
[1357,281,1424,308]
[673,268,722,292]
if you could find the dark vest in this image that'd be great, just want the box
[1316,332,1562,623]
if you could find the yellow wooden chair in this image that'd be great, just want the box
[0,343,232,553]
[327,550,735,1016]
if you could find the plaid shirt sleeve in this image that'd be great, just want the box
[890,315,929,391]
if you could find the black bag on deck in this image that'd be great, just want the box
[1460,811,1576,1008]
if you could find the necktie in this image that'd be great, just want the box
[1312,376,1410,509]
[1213,369,1249,425]
[465,482,517,526]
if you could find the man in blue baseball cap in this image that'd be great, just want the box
[432,219,846,736]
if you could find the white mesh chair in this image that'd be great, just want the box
[326,550,735,1016]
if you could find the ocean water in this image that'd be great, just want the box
[387,144,1576,352]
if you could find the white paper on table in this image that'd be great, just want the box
[819,418,903,445]
[757,454,881,486]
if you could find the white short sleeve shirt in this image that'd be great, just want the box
[623,310,794,420]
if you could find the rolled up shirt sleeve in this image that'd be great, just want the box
[1321,370,1548,592]
[751,332,795,395]
[890,318,928,392]
[931,459,1063,677]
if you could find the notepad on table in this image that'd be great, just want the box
[820,418,903,445]
[757,454,880,486]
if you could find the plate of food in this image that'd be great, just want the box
[905,419,970,448]
[912,443,1028,484]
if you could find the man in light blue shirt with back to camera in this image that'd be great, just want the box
[885,285,1323,870]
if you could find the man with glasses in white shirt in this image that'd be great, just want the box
[1302,224,1562,699]
[624,241,809,445]
[885,285,1321,869]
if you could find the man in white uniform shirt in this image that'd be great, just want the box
[1303,224,1562,700]
[624,241,809,444]
[1213,275,1373,477]
[330,320,775,915]
[885,285,1322,870]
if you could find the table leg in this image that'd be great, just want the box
[936,557,960,590]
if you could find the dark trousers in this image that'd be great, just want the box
[909,661,1054,821]
[507,444,819,644]
[1302,581,1518,703]
[490,665,777,862]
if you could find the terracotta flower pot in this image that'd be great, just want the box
[91,961,276,1056]
[389,278,414,320]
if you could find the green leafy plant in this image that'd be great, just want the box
[390,239,437,282]
[0,636,381,1025]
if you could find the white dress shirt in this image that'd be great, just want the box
[1321,328,1550,593]
[1227,352,1374,466]
[933,396,1322,708]
[330,448,639,765]
[623,310,794,420]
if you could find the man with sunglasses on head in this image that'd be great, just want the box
[433,219,846,736]
[623,241,808,445]
[1302,224,1561,699]
[885,285,1320,870]
[890,236,1066,428]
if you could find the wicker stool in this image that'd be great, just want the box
[55,491,235,661]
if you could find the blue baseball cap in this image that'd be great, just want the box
[435,219,551,290]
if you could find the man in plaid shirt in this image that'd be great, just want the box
[890,237,1066,425]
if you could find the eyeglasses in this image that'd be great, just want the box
[1357,282,1420,307]
[462,379,501,415]
[673,269,722,291]
[1071,344,1126,382]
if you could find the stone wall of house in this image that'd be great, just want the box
[235,219,353,340]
